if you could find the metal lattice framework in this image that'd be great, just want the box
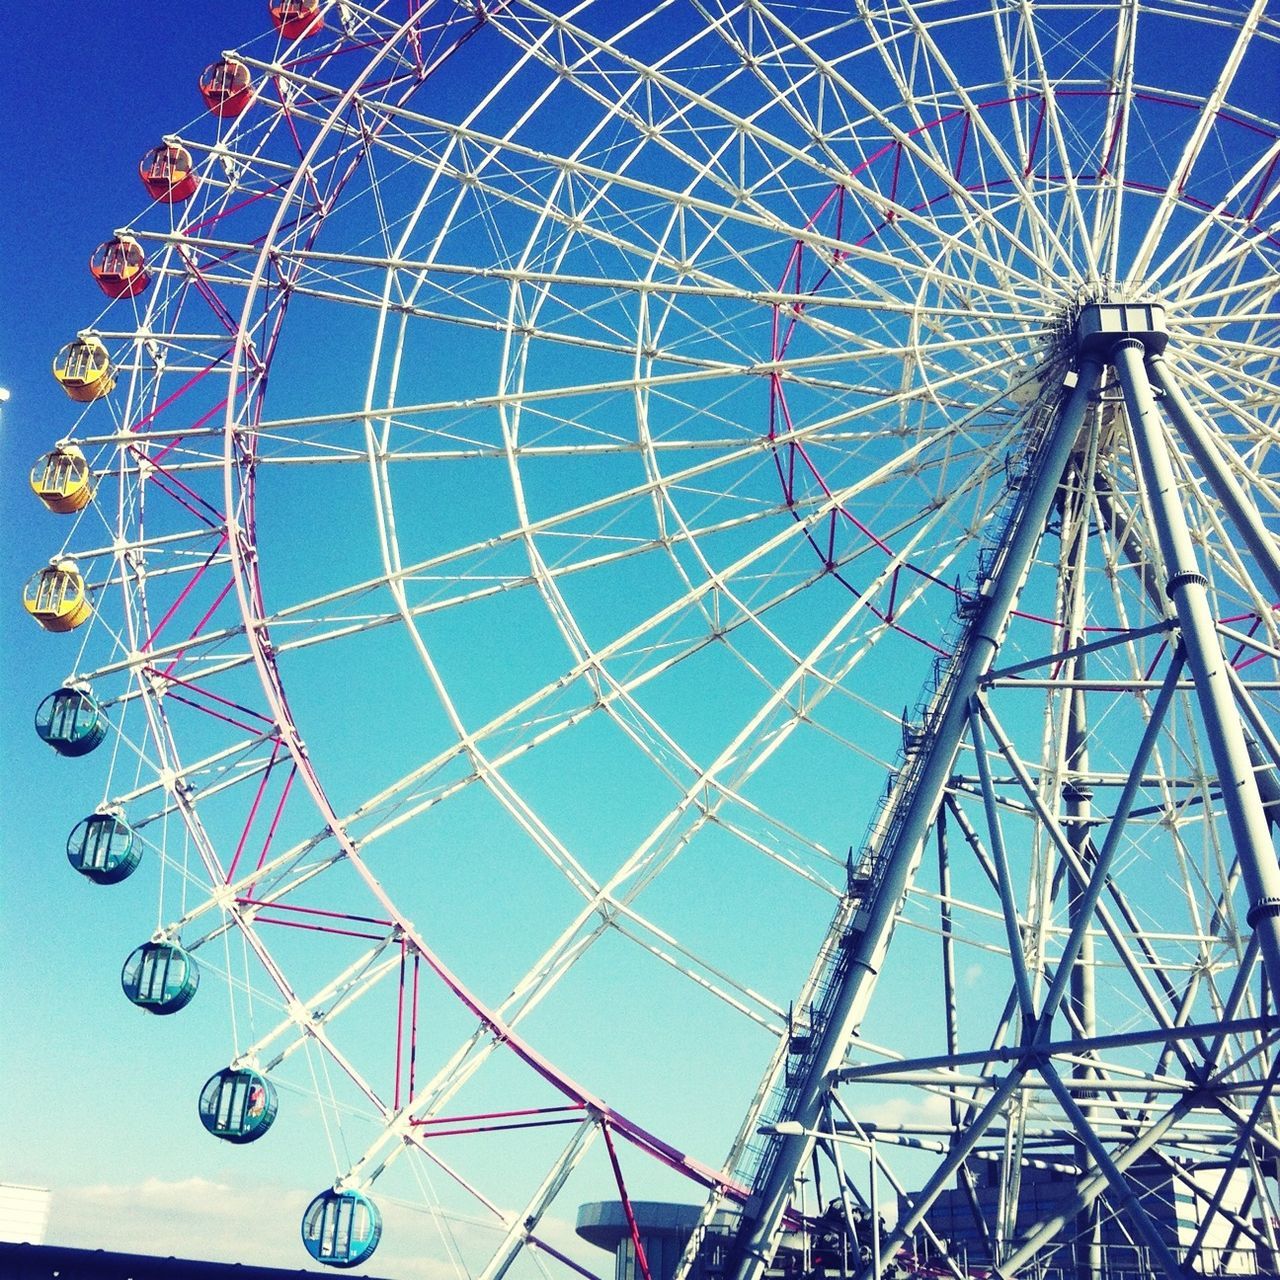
[27,2,1280,1278]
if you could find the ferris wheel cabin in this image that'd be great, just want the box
[89,235,150,299]
[34,687,108,757]
[24,559,91,633]
[52,334,115,402]
[121,942,199,1015]
[199,58,253,117]
[30,444,93,513]
[270,1,324,40]
[139,143,199,203]
[301,1190,382,1269]
[66,811,141,885]
[198,1067,278,1144]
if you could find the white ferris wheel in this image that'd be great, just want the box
[24,2,1280,1278]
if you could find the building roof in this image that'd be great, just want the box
[0,1241,392,1280]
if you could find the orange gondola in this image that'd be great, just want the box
[140,142,199,203]
[199,57,253,117]
[89,234,150,299]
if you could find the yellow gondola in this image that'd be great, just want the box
[30,444,93,513]
[52,335,116,403]
[24,559,92,633]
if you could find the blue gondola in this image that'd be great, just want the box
[198,1067,278,1143]
[67,810,141,883]
[121,941,199,1014]
[301,1189,382,1268]
[35,686,108,756]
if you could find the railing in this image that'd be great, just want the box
[894,1238,1277,1278]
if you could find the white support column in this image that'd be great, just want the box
[1113,337,1280,993]
[1148,350,1280,602]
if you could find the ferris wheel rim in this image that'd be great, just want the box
[38,1,1280,1274]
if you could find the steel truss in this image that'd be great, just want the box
[699,305,1280,1280]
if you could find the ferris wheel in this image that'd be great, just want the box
[26,1,1280,1277]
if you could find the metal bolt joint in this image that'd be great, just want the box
[1165,570,1209,598]
[1247,897,1280,928]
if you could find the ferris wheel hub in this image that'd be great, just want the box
[1075,302,1169,358]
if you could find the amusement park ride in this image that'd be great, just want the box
[24,2,1280,1278]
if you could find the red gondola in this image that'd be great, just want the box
[139,143,199,203]
[199,57,252,117]
[89,235,149,299]
[270,0,324,40]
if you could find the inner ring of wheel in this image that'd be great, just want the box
[219,9,748,1200]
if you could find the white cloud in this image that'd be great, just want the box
[45,1179,604,1280]
[51,1179,320,1271]
[859,1091,953,1131]
[76,1175,234,1205]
